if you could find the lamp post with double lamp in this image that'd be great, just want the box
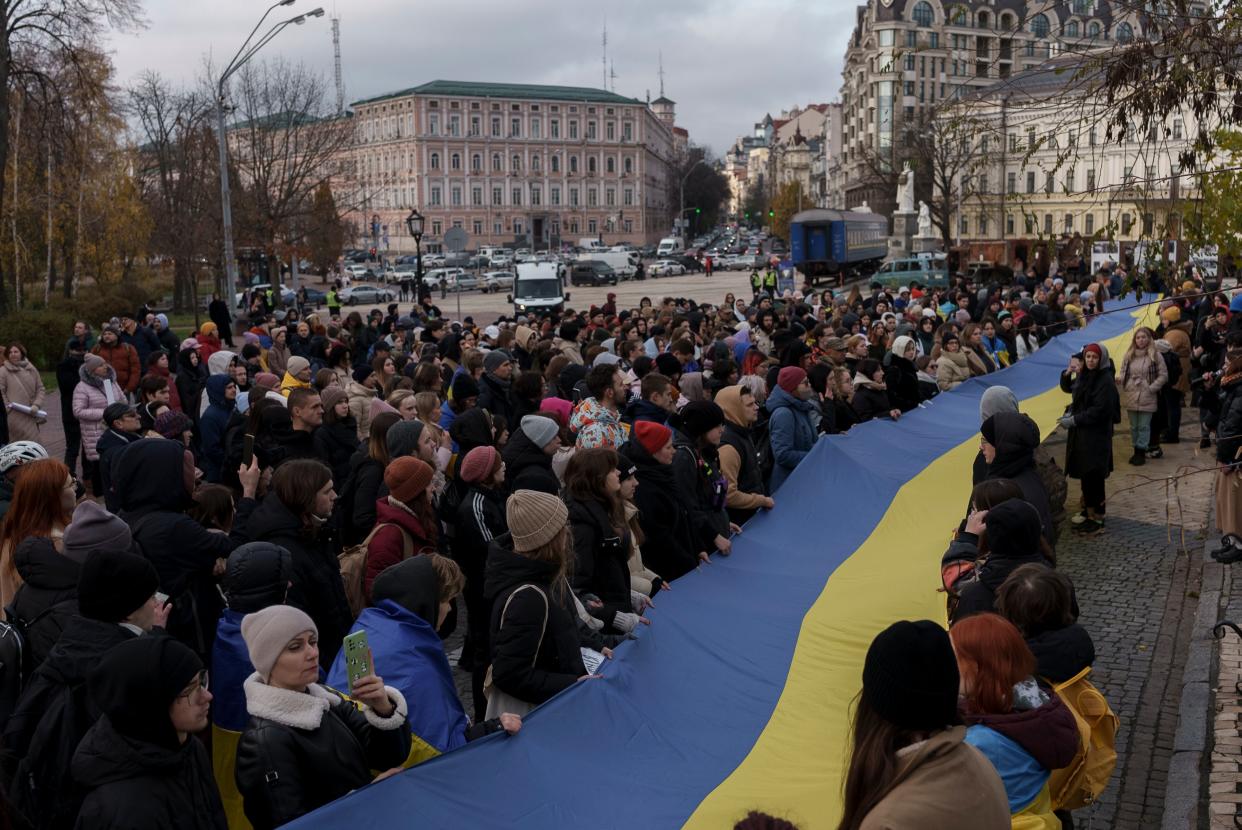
[215,1,324,298]
[406,208,426,306]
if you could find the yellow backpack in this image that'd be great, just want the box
[1046,666,1119,811]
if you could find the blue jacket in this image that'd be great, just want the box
[964,724,1049,814]
[200,374,235,482]
[766,384,818,493]
[326,600,470,765]
[211,609,255,829]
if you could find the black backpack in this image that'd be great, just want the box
[10,678,94,829]
[750,414,776,489]
[0,602,61,728]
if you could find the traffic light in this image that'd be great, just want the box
[768,209,774,218]
[695,207,701,214]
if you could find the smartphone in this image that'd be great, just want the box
[342,630,370,693]
[154,591,169,605]
[242,433,255,468]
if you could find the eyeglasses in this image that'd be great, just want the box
[177,669,210,699]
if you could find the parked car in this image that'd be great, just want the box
[481,271,515,292]
[873,257,950,289]
[339,284,396,305]
[234,283,294,308]
[300,286,327,306]
[422,267,467,288]
[569,261,618,286]
[649,260,686,277]
[676,255,702,273]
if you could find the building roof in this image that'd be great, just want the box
[651,95,675,105]
[352,80,643,107]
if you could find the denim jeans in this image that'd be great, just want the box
[1129,409,1153,450]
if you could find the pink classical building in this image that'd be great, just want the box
[347,80,680,252]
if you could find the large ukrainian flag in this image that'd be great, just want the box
[285,298,1152,829]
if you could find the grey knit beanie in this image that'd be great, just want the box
[63,501,133,563]
[483,349,512,374]
[519,415,559,449]
[240,605,318,682]
[387,419,425,459]
[506,489,568,552]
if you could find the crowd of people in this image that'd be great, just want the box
[0,259,1228,828]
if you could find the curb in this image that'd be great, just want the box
[1160,536,1224,830]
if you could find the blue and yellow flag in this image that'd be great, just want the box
[211,609,254,830]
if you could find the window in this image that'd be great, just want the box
[1044,214,1053,234]
[1026,128,1036,149]
[587,219,597,234]
[1026,215,1036,233]
[1116,22,1133,43]
[1173,120,1183,140]
[623,122,633,141]
[1007,172,1017,194]
[1026,171,1035,193]
[511,154,521,172]
[1088,21,1101,38]
[492,187,502,206]
[1121,213,1133,234]
[470,116,480,136]
[532,155,541,172]
[913,1,934,26]
[905,54,916,72]
[492,153,502,172]
[450,153,461,170]
[979,216,988,235]
[929,32,939,47]
[587,188,598,206]
[430,152,440,170]
[1009,133,1018,152]
[606,121,615,141]
[494,221,503,235]
[430,186,442,206]
[569,120,579,139]
[606,157,615,174]
[471,187,482,206]
[531,186,541,206]
[570,187,579,206]
[1085,214,1095,235]
[514,220,523,234]
[1064,213,1073,233]
[906,30,918,48]
[530,119,541,139]
[605,189,616,206]
[1142,212,1154,235]
[1073,0,1089,13]
[449,115,460,137]
[451,187,462,206]
[1007,215,1015,235]
[959,215,969,235]
[510,118,521,137]
[472,220,483,235]
[588,157,597,174]
[878,29,895,46]
[1045,172,1054,194]
[431,221,442,236]
[1031,13,1050,37]
[624,157,633,175]
[624,188,633,206]
[512,187,522,205]
[491,117,501,137]
[587,121,597,140]
[1086,169,1096,191]
[551,119,560,139]
[429,114,439,135]
[570,156,578,174]
[551,186,561,206]
[551,155,560,173]
[471,154,481,172]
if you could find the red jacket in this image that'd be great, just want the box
[364,497,435,600]
[93,342,141,392]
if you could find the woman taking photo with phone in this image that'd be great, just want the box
[236,605,410,830]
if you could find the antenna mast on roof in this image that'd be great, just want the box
[658,51,665,98]
[331,14,344,115]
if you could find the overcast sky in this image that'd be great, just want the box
[106,0,856,155]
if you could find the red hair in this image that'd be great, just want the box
[950,613,1035,714]
[0,458,72,583]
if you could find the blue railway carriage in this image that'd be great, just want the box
[789,209,889,287]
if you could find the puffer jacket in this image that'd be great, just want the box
[717,387,767,524]
[1119,348,1168,413]
[502,429,560,495]
[0,359,45,442]
[199,375,236,483]
[566,496,632,630]
[623,437,698,580]
[345,379,375,442]
[363,497,436,600]
[570,397,628,450]
[72,715,227,830]
[92,341,140,393]
[882,353,921,413]
[72,363,121,461]
[937,349,972,391]
[8,537,79,672]
[766,383,818,493]
[235,676,410,830]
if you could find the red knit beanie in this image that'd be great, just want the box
[1083,343,1102,358]
[384,457,434,504]
[459,445,501,485]
[633,421,672,456]
[778,366,807,395]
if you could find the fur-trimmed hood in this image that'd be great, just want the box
[242,672,408,731]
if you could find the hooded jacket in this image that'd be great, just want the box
[72,362,121,461]
[977,412,1057,549]
[1027,623,1096,684]
[314,416,360,485]
[946,498,1051,624]
[857,726,1010,830]
[344,378,375,442]
[883,345,921,413]
[670,428,731,553]
[716,386,767,523]
[200,374,236,482]
[484,536,586,705]
[623,437,698,580]
[570,396,629,450]
[338,448,386,546]
[9,537,79,670]
[364,496,435,600]
[566,496,631,630]
[622,396,671,427]
[242,493,353,668]
[1059,345,1120,479]
[176,348,208,425]
[766,383,818,493]
[477,371,516,426]
[235,676,409,830]
[502,428,560,495]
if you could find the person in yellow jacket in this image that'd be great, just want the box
[280,356,313,397]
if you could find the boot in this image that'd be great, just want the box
[1128,451,1146,466]
[1218,542,1242,565]
[1147,446,1164,458]
[1213,534,1242,561]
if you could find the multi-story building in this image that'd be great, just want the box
[347,80,678,252]
[838,0,1143,219]
[942,55,1202,268]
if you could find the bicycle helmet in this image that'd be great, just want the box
[0,440,48,473]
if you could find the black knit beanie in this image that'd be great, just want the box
[90,637,203,749]
[77,550,159,623]
[862,620,960,731]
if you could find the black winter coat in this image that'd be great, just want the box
[477,373,516,427]
[851,384,892,423]
[670,432,730,552]
[313,419,360,485]
[882,354,921,413]
[943,531,1054,625]
[1060,365,1120,479]
[9,537,79,671]
[235,681,410,830]
[1027,623,1095,684]
[175,350,207,427]
[243,494,352,667]
[720,421,766,525]
[116,439,253,658]
[623,438,699,580]
[453,485,506,597]
[502,429,560,495]
[566,496,631,630]
[72,715,226,830]
[1216,376,1242,466]
[95,429,141,512]
[337,449,385,545]
[484,536,586,704]
[3,617,136,829]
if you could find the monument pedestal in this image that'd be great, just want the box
[890,211,916,258]
[913,235,941,254]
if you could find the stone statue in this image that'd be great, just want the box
[917,201,932,237]
[897,162,915,213]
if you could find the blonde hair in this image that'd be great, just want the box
[387,389,416,413]
[426,552,465,602]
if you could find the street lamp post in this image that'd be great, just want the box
[215,1,324,298]
[679,158,709,237]
[406,208,426,305]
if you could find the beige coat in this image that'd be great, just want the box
[345,379,376,442]
[0,359,46,441]
[623,502,661,596]
[859,726,1010,830]
[1119,349,1168,412]
[936,350,972,391]
[1162,321,1193,394]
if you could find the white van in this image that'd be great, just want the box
[578,250,638,279]
[578,238,607,252]
[512,262,567,315]
[657,236,684,257]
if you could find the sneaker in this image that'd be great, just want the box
[1071,510,1089,525]
[1128,451,1146,466]
[1147,447,1164,458]
[1076,518,1104,534]
[1218,545,1242,565]
[1201,438,1213,449]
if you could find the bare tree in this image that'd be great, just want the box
[129,72,220,312]
[226,58,356,283]
[907,111,987,250]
